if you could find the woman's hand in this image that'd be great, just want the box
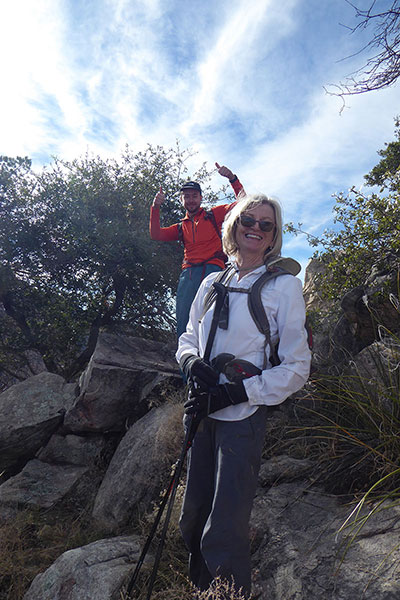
[184,381,248,419]
[180,355,219,390]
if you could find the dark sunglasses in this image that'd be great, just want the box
[239,214,275,232]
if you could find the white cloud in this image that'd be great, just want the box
[180,0,300,135]
[0,0,398,246]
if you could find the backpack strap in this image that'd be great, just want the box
[251,257,301,367]
[200,258,302,370]
[248,267,291,368]
[203,209,222,239]
[177,221,183,242]
[199,265,236,321]
[203,282,228,362]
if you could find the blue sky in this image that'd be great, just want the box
[1,0,399,276]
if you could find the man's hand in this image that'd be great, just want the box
[215,162,235,181]
[152,186,165,208]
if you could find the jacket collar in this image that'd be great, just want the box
[182,206,204,220]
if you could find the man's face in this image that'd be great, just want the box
[181,189,202,215]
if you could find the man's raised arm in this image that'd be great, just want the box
[149,186,179,241]
[216,163,245,197]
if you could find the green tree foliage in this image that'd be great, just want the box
[364,117,400,191]
[285,118,400,301]
[0,146,228,380]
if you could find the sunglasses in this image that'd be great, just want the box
[239,214,275,232]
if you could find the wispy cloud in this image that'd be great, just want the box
[0,0,399,275]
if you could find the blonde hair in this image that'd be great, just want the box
[222,194,283,260]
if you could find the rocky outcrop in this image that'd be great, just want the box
[92,402,182,532]
[303,258,327,314]
[64,333,180,432]
[0,332,181,521]
[22,535,142,600]
[251,478,400,600]
[37,432,106,466]
[1,327,400,600]
[304,258,400,372]
[0,372,77,471]
[0,459,89,513]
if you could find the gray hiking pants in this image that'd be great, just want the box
[180,407,268,598]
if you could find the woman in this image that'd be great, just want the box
[176,194,311,598]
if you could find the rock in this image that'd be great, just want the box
[64,332,181,432]
[350,337,400,391]
[92,402,183,532]
[258,455,313,486]
[0,372,77,471]
[250,482,400,599]
[305,256,400,373]
[303,258,327,314]
[0,459,88,516]
[36,433,106,466]
[22,535,142,600]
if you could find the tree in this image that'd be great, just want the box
[285,119,400,301]
[335,0,400,95]
[364,116,400,190]
[0,146,230,380]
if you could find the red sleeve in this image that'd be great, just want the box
[149,206,180,241]
[231,177,245,198]
[210,176,246,225]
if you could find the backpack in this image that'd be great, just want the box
[201,257,312,369]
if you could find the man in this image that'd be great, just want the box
[150,163,244,338]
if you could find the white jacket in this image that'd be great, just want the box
[176,262,311,421]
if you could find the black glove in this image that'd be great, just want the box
[184,381,248,420]
[180,355,219,391]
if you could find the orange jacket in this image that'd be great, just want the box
[150,178,244,269]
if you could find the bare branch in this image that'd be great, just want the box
[329,1,400,97]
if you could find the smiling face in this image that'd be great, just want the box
[181,189,202,215]
[235,203,276,261]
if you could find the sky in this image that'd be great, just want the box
[1,0,399,276]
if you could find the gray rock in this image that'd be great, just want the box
[258,455,313,486]
[92,402,182,531]
[303,258,327,314]
[349,338,400,402]
[64,332,181,432]
[22,535,141,600]
[0,459,88,515]
[0,372,77,471]
[250,482,400,599]
[36,433,106,466]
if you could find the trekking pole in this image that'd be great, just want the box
[125,414,194,598]
[125,469,179,596]
[127,283,227,598]
[143,413,194,600]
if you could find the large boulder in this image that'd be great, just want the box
[0,433,109,520]
[0,372,77,471]
[251,480,400,599]
[347,337,399,404]
[303,258,327,314]
[92,402,183,532]
[0,459,88,517]
[305,256,400,372]
[22,535,142,600]
[64,332,181,432]
[36,433,106,466]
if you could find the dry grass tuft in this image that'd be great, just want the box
[0,504,106,600]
